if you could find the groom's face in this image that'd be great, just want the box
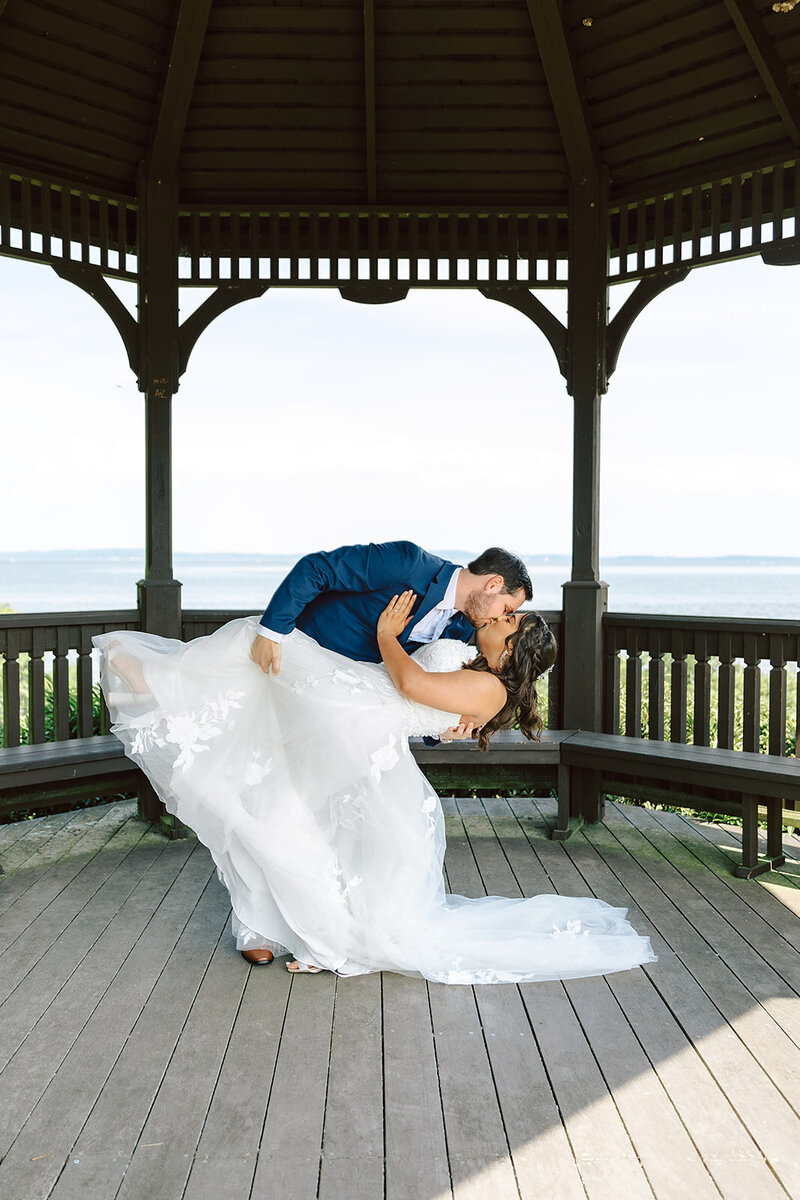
[463,581,526,628]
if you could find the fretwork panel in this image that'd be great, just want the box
[609,161,799,280]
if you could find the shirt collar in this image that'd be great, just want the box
[436,567,461,612]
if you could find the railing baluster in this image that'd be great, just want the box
[54,627,72,740]
[603,627,621,734]
[77,630,95,738]
[670,634,688,744]
[2,632,21,747]
[742,635,761,753]
[693,633,711,747]
[28,629,48,745]
[648,636,665,742]
[768,634,787,757]
[717,633,736,749]
[625,633,643,738]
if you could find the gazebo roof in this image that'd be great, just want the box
[0,0,797,288]
[1,0,799,207]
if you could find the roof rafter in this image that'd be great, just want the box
[722,0,800,146]
[148,0,214,180]
[524,0,600,184]
[363,0,377,204]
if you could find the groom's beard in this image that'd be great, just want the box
[461,590,501,629]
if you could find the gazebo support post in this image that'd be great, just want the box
[136,167,182,640]
[561,179,609,823]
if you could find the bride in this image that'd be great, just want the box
[94,593,655,985]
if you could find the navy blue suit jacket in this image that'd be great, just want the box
[261,541,474,663]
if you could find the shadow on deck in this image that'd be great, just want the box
[2,794,800,1200]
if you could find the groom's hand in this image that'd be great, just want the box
[251,635,282,676]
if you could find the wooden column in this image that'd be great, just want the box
[136,166,182,637]
[562,177,609,747]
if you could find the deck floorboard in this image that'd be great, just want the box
[2,795,799,1200]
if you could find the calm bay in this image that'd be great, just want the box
[1,551,799,620]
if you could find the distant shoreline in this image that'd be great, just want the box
[3,549,800,568]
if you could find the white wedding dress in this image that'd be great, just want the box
[94,618,655,984]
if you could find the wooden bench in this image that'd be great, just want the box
[410,728,576,803]
[4,729,798,879]
[559,731,800,878]
[0,734,161,828]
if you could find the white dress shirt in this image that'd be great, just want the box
[258,567,462,644]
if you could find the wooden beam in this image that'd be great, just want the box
[722,0,800,146]
[524,0,600,184]
[149,0,214,181]
[364,0,377,204]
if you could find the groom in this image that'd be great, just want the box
[251,540,532,676]
[242,540,532,965]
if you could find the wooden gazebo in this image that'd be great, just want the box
[4,10,800,1198]
[0,0,798,823]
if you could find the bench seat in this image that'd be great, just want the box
[0,734,158,825]
[3,729,798,878]
[561,732,800,878]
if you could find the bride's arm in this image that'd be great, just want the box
[377,592,505,725]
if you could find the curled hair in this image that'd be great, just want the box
[464,612,557,751]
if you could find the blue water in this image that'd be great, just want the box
[2,552,799,620]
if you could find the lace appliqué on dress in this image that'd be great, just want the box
[123,689,245,772]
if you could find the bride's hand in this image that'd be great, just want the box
[440,722,476,742]
[377,590,417,638]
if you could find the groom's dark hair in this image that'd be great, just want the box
[467,548,532,600]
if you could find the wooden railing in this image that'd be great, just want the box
[4,608,797,760]
[603,614,800,758]
[0,611,140,747]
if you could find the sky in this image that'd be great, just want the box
[0,250,797,559]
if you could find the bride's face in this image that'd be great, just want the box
[477,612,523,669]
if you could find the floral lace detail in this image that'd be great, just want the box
[370,734,400,781]
[552,920,590,938]
[124,689,245,772]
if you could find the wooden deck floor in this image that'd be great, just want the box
[2,794,800,1200]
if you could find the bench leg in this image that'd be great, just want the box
[552,762,583,841]
[765,798,786,869]
[578,767,604,825]
[137,774,192,840]
[734,794,781,878]
[136,776,162,825]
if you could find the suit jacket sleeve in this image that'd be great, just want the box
[260,541,444,635]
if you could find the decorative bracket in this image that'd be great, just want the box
[52,261,269,384]
[606,267,690,378]
[762,238,800,266]
[479,285,568,379]
[178,282,269,376]
[339,283,410,304]
[52,261,140,375]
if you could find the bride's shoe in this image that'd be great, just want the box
[287,960,323,974]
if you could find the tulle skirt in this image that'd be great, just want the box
[94,618,656,984]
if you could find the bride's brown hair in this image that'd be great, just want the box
[464,612,557,751]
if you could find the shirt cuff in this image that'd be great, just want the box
[257,625,286,642]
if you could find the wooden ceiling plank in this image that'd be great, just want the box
[364,0,377,204]
[524,0,599,183]
[721,0,800,145]
[149,0,214,180]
